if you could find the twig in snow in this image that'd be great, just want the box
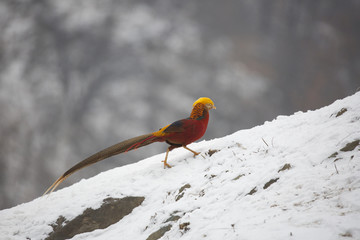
[262,137,269,147]
[334,163,339,174]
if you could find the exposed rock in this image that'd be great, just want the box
[165,215,181,223]
[146,225,172,240]
[328,152,339,158]
[340,139,360,152]
[329,139,359,161]
[246,187,257,196]
[175,184,191,201]
[335,108,347,117]
[232,174,245,180]
[278,163,292,172]
[263,178,280,189]
[46,196,144,240]
[207,149,219,157]
[179,222,190,232]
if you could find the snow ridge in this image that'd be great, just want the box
[1,92,360,240]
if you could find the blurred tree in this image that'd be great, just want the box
[0,0,359,209]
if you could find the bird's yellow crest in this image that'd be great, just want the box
[193,97,216,109]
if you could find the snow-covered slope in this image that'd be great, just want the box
[1,92,360,240]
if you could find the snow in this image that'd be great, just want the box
[1,92,360,240]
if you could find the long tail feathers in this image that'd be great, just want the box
[43,133,159,195]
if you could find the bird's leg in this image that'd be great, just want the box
[162,147,172,168]
[183,145,200,157]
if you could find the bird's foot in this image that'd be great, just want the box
[162,160,172,169]
[193,151,200,157]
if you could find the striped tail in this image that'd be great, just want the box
[43,133,160,195]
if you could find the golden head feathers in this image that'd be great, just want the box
[193,97,216,110]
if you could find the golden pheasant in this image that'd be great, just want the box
[43,97,215,195]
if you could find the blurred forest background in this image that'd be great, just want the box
[1,0,359,210]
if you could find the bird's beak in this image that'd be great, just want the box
[205,103,216,110]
